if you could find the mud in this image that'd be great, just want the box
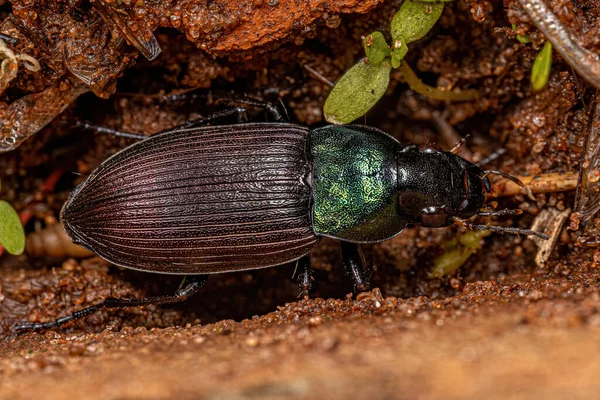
[2,0,600,398]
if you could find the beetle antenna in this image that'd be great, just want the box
[481,170,524,187]
[477,209,524,217]
[278,98,291,122]
[475,148,506,166]
[449,134,471,154]
[453,217,549,240]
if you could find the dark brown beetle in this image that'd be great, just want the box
[16,98,547,332]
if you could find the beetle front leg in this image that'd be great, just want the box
[340,242,372,292]
[294,255,313,297]
[15,275,208,332]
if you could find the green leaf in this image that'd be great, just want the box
[391,1,444,44]
[363,32,390,66]
[429,231,490,278]
[391,44,409,68]
[531,41,553,92]
[512,24,531,44]
[0,200,25,255]
[324,59,392,124]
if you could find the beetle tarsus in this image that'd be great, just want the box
[162,90,284,122]
[162,106,249,133]
[294,255,313,297]
[15,275,208,333]
[75,121,148,141]
[341,242,372,292]
[0,33,19,46]
[475,148,506,167]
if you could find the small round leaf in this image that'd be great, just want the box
[324,59,392,124]
[363,31,390,66]
[0,200,25,255]
[391,1,444,44]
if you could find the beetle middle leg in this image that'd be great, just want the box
[162,90,284,122]
[340,242,372,292]
[15,275,208,332]
[161,106,249,133]
[294,255,313,297]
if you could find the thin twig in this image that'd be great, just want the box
[303,64,335,88]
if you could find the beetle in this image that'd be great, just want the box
[15,97,548,332]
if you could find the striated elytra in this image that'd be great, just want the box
[17,119,547,332]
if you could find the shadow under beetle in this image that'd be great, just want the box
[16,95,548,332]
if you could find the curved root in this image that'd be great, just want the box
[0,38,41,94]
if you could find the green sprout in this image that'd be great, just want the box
[0,180,25,255]
[511,25,552,92]
[531,41,553,92]
[511,24,531,44]
[428,230,491,278]
[324,0,480,125]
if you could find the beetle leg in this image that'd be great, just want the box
[0,33,19,46]
[294,255,313,297]
[161,106,249,133]
[340,242,372,292]
[76,106,251,140]
[75,121,148,141]
[475,148,506,167]
[162,90,284,122]
[14,275,208,332]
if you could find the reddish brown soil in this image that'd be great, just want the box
[2,0,600,398]
[3,252,600,399]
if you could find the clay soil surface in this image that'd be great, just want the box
[2,0,600,398]
[3,257,600,399]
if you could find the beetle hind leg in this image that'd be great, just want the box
[340,242,372,292]
[14,275,208,333]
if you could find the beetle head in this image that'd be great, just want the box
[396,149,490,228]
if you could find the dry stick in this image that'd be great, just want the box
[489,172,578,198]
[518,0,600,89]
[303,64,335,88]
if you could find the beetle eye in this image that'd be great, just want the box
[419,207,448,227]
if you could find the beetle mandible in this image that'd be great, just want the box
[15,97,548,331]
